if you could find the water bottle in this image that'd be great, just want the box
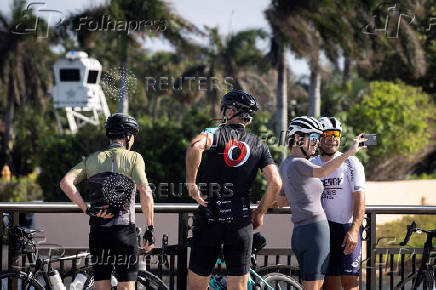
[70,271,87,290]
[48,269,66,290]
[111,275,118,287]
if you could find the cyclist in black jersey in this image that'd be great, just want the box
[185,90,282,290]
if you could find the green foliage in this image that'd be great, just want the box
[347,81,436,163]
[36,125,107,202]
[407,172,436,180]
[249,111,284,201]
[0,175,42,202]
[376,215,436,248]
[36,109,281,203]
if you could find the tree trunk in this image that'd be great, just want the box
[207,60,218,120]
[151,94,159,124]
[342,52,352,88]
[117,32,129,114]
[308,49,321,117]
[2,59,15,167]
[275,43,287,161]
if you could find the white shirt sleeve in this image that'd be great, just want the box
[347,156,366,192]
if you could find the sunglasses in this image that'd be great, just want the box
[308,133,321,141]
[322,130,341,140]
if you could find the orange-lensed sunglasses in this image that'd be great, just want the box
[322,130,341,140]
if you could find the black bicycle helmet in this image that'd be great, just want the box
[220,90,259,122]
[105,113,139,140]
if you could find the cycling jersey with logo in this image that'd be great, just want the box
[310,152,365,224]
[197,124,274,223]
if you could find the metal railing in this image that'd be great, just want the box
[0,202,435,290]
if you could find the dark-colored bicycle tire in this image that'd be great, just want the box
[0,270,44,290]
[259,273,303,290]
[255,264,300,279]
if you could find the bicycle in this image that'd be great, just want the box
[0,225,95,289]
[395,221,436,289]
[0,225,169,290]
[208,233,302,290]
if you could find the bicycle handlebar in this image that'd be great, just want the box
[400,221,416,246]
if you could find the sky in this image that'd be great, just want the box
[0,0,310,76]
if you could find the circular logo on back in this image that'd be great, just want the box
[223,139,251,167]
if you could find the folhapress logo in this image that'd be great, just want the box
[12,2,65,38]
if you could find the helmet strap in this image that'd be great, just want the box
[300,147,309,159]
[293,135,310,159]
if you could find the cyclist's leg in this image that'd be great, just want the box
[89,227,115,289]
[293,220,330,289]
[112,225,139,285]
[303,280,324,290]
[340,223,361,290]
[227,274,249,290]
[117,281,135,290]
[324,221,344,290]
[94,280,112,290]
[223,219,252,290]
[341,276,359,290]
[188,217,223,289]
[188,270,211,290]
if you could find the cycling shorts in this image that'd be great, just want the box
[189,214,253,276]
[326,220,362,276]
[291,219,330,281]
[89,224,139,282]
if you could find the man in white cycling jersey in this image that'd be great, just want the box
[310,117,366,290]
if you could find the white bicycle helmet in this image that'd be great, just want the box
[319,117,342,132]
[287,116,324,136]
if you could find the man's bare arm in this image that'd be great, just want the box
[342,190,366,254]
[60,173,88,213]
[139,183,154,226]
[185,134,207,184]
[185,134,209,206]
[255,164,282,214]
[351,191,365,231]
[274,195,289,208]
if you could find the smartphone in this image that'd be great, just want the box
[361,134,377,146]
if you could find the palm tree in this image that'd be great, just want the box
[174,27,269,119]
[68,0,200,114]
[265,0,313,160]
[0,1,55,172]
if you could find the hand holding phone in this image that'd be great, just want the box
[361,134,377,146]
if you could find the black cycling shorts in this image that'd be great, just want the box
[189,215,253,276]
[326,220,362,276]
[89,224,139,282]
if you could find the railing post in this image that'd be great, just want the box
[8,211,20,270]
[366,212,377,290]
[177,212,189,290]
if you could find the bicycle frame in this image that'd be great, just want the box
[209,258,274,290]
[396,222,436,289]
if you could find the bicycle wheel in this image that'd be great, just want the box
[0,270,44,290]
[256,264,300,278]
[259,273,303,290]
[136,270,168,290]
